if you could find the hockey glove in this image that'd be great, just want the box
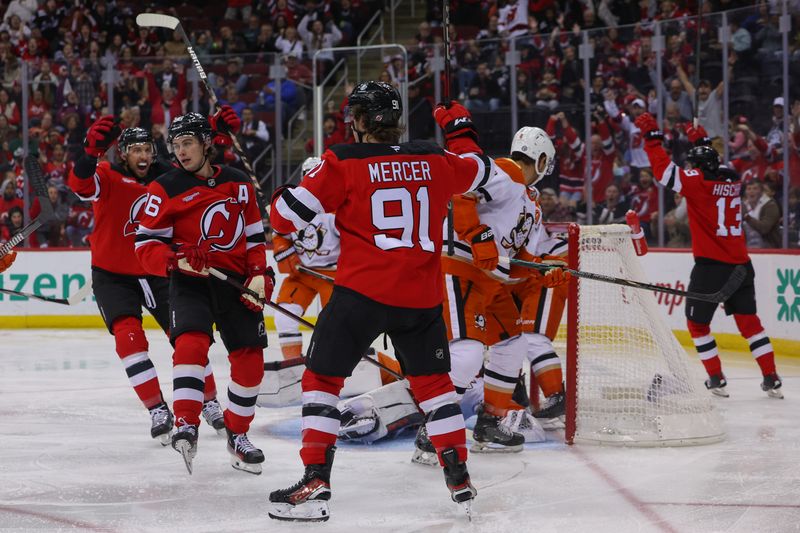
[240,266,275,312]
[273,235,300,274]
[210,105,242,135]
[464,224,498,271]
[542,267,571,288]
[685,123,711,146]
[84,115,121,157]
[167,244,210,277]
[634,113,663,144]
[433,102,482,154]
[0,250,16,273]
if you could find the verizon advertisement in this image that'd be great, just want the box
[0,250,797,344]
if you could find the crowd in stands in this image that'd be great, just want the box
[0,0,798,249]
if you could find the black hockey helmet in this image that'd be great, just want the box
[686,145,720,175]
[118,127,155,155]
[344,81,402,128]
[166,112,213,152]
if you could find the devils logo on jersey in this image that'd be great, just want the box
[293,223,330,258]
[501,206,534,252]
[199,198,245,251]
[123,194,148,236]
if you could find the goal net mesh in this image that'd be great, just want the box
[566,224,725,446]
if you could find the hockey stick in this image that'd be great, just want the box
[0,278,93,306]
[693,0,703,127]
[297,265,334,283]
[501,257,747,304]
[207,267,404,380]
[0,157,55,258]
[442,0,454,257]
[135,13,268,215]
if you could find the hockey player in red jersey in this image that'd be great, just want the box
[67,116,230,445]
[635,112,783,399]
[135,112,274,474]
[268,82,494,521]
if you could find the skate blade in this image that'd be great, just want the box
[213,426,227,437]
[766,389,784,399]
[458,499,474,522]
[231,457,263,475]
[470,441,523,453]
[710,388,730,398]
[268,501,330,522]
[174,441,195,475]
[411,448,438,467]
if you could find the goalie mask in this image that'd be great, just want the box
[510,126,556,186]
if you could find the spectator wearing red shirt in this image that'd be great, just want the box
[0,88,20,127]
[305,114,344,155]
[28,89,50,121]
[628,168,659,242]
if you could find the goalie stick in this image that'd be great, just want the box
[297,265,334,283]
[501,256,746,304]
[207,267,403,380]
[0,157,55,258]
[0,278,92,306]
[135,13,268,215]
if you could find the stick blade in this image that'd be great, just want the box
[136,13,179,30]
[67,279,93,306]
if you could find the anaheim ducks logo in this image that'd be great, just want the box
[123,194,148,236]
[293,222,330,258]
[199,199,245,251]
[501,205,534,252]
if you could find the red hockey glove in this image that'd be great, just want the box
[84,115,121,157]
[0,250,16,273]
[685,123,711,146]
[464,224,498,271]
[240,265,275,312]
[634,113,663,143]
[167,244,210,277]
[210,105,241,135]
[273,234,300,274]
[433,101,482,154]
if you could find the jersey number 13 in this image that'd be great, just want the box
[715,196,742,237]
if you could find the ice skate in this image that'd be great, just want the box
[227,429,265,475]
[149,403,173,446]
[172,421,198,475]
[705,373,729,397]
[202,398,226,436]
[471,404,524,453]
[411,424,438,466]
[761,373,783,399]
[268,446,335,522]
[533,390,565,419]
[441,448,477,520]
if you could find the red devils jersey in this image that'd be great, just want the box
[271,141,493,308]
[645,142,749,264]
[135,165,266,276]
[67,159,172,276]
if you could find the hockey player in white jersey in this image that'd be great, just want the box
[272,156,340,361]
[409,103,568,463]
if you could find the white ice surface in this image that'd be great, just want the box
[0,329,798,533]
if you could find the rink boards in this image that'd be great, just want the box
[0,248,798,354]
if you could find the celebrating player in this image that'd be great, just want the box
[135,112,274,474]
[272,156,339,360]
[67,117,228,445]
[268,81,498,521]
[635,113,783,398]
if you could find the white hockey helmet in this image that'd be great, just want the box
[510,126,556,185]
[302,156,322,175]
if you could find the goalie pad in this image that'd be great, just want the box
[502,409,546,443]
[257,357,305,407]
[338,380,423,443]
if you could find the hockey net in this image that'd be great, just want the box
[564,223,725,446]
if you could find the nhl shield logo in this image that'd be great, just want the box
[199,199,245,251]
[123,194,148,236]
